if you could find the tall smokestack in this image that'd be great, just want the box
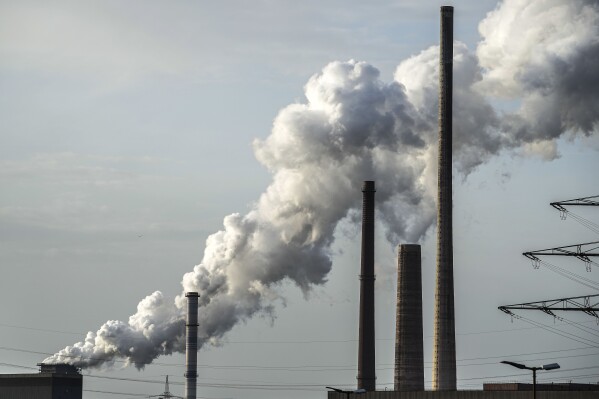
[394,244,424,391]
[432,5,457,391]
[185,292,199,399]
[357,180,376,391]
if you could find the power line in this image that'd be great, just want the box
[0,362,37,370]
[511,314,599,348]
[454,346,594,362]
[560,210,599,235]
[557,316,599,339]
[0,319,584,344]
[536,258,599,291]
[1,343,598,372]
[83,389,149,398]
[0,322,83,336]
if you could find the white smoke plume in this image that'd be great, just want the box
[477,0,599,152]
[45,0,599,369]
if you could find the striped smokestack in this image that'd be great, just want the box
[357,180,376,391]
[394,244,424,391]
[432,5,457,391]
[185,292,199,399]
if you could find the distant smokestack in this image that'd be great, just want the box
[357,181,376,391]
[394,244,424,391]
[432,5,457,391]
[185,292,199,399]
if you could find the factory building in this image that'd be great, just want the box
[0,363,82,399]
[328,387,599,399]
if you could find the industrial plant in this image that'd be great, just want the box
[2,4,598,399]
[0,364,82,399]
[351,8,457,396]
[329,6,599,399]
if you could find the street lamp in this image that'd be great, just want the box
[325,386,366,399]
[501,361,560,399]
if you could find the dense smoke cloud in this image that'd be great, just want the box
[478,0,599,157]
[45,0,599,369]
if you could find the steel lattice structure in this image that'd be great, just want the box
[499,197,599,320]
[551,195,599,220]
[499,294,599,318]
[150,376,183,399]
[550,195,599,210]
[523,241,599,271]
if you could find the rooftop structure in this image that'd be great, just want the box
[0,363,82,399]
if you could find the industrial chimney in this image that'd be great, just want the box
[432,5,457,391]
[185,292,199,399]
[394,244,424,391]
[357,180,376,391]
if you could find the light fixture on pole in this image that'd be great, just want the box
[501,361,560,399]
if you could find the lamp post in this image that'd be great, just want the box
[501,361,560,399]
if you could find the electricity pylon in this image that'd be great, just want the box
[551,195,599,213]
[499,294,599,318]
[523,241,599,271]
[149,376,183,399]
[499,195,599,321]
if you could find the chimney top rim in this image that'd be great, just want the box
[362,181,376,192]
[398,244,421,251]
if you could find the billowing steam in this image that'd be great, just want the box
[45,0,599,369]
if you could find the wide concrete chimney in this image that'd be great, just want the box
[432,5,457,391]
[394,244,424,391]
[185,292,199,399]
[357,180,376,391]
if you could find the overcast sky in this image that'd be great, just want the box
[1,1,599,398]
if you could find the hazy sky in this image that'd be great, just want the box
[1,1,599,398]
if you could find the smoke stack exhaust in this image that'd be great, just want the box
[394,244,424,391]
[357,180,376,391]
[185,292,199,399]
[432,5,457,391]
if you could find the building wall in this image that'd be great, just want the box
[52,374,82,399]
[328,391,599,399]
[484,383,599,391]
[0,376,52,399]
[0,373,82,399]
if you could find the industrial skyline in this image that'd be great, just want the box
[1,1,599,398]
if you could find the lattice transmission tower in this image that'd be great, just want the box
[499,195,599,318]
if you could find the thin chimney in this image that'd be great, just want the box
[357,180,376,391]
[185,292,199,399]
[432,5,457,391]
